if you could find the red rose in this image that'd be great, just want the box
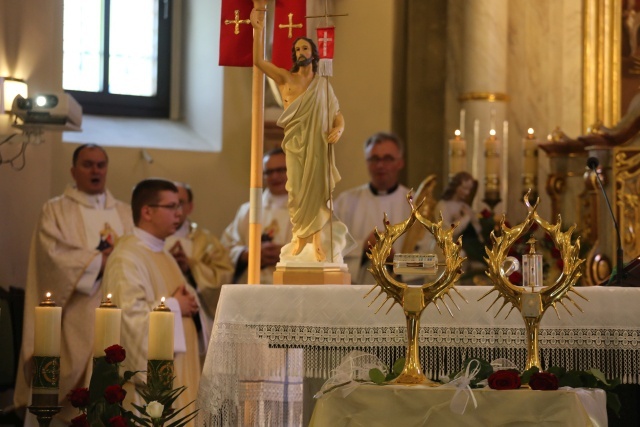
[508,271,522,285]
[109,415,128,427]
[71,413,89,427]
[104,384,127,404]
[529,371,559,390]
[480,209,492,219]
[67,387,90,408]
[488,369,521,390]
[104,344,126,364]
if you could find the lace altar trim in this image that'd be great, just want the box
[197,322,640,425]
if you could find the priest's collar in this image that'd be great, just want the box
[66,185,108,208]
[134,227,165,252]
[369,182,399,196]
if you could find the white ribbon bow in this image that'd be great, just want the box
[441,359,481,414]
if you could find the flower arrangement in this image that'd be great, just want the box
[67,344,197,427]
[368,357,621,416]
[448,358,621,415]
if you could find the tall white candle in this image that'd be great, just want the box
[93,294,122,358]
[459,109,466,138]
[523,128,539,178]
[472,119,480,179]
[449,130,467,177]
[34,293,61,356]
[484,129,500,191]
[148,297,174,360]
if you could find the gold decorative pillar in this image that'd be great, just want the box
[582,0,621,132]
[459,0,509,213]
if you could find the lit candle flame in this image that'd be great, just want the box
[454,129,461,137]
[161,296,165,303]
[46,292,51,298]
[490,129,496,136]
[528,128,534,135]
[107,293,112,300]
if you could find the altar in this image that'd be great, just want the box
[196,285,640,426]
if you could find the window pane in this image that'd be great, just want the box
[63,0,103,92]
[109,0,159,97]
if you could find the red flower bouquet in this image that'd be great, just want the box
[488,370,521,390]
[529,371,559,390]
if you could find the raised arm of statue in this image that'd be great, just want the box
[250,7,290,86]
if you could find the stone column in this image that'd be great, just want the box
[459,0,508,213]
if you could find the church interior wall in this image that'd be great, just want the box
[0,0,594,290]
[0,0,398,289]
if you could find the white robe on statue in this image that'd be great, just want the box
[220,190,292,284]
[102,229,200,423]
[15,186,133,426]
[334,183,436,284]
[277,75,354,263]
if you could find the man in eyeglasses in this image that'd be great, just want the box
[221,148,292,284]
[15,144,134,426]
[335,132,432,284]
[102,179,200,421]
[165,182,233,344]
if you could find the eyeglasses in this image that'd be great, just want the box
[264,167,287,176]
[366,155,399,165]
[148,203,183,212]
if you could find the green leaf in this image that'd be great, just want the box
[392,358,405,375]
[369,368,386,384]
[547,366,566,378]
[558,371,582,388]
[606,390,622,416]
[586,368,610,387]
[520,366,539,384]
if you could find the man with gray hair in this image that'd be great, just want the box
[334,132,434,283]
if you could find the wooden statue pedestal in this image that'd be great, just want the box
[273,262,351,285]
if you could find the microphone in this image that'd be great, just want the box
[587,157,625,286]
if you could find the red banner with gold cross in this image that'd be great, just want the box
[219,0,253,67]
[272,0,307,70]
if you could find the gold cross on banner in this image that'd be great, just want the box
[224,9,250,35]
[279,13,303,38]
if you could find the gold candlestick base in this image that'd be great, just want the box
[27,405,62,427]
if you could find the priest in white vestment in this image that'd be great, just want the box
[221,148,292,284]
[15,144,134,426]
[165,182,234,346]
[102,179,201,424]
[334,132,436,284]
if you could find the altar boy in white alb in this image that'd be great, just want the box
[102,179,200,422]
[15,144,134,426]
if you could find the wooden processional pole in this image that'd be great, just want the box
[248,1,266,285]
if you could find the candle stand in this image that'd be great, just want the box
[27,406,62,427]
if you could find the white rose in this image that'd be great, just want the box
[146,401,164,419]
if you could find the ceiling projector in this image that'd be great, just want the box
[11,92,82,131]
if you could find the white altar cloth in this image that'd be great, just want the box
[197,285,639,426]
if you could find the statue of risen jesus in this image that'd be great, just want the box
[250,6,349,262]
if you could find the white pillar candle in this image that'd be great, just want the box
[484,129,501,191]
[148,297,174,360]
[522,128,539,192]
[449,130,467,177]
[34,293,61,357]
[93,293,122,358]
